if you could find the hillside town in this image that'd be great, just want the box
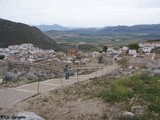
[0,41,159,68]
[0,41,160,63]
[0,41,159,82]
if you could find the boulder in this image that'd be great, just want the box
[13,112,44,120]
[77,70,84,75]
[25,72,38,80]
[128,66,133,69]
[19,76,28,81]
[135,66,140,70]
[131,106,144,115]
[108,70,119,77]
[2,72,17,82]
[121,71,132,76]
[152,69,160,74]
[121,111,134,119]
[50,73,56,78]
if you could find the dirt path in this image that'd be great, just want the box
[0,64,119,108]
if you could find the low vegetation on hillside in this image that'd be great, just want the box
[99,74,160,119]
[1,73,160,120]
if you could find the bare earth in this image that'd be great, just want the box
[0,78,123,120]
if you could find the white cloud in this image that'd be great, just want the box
[0,0,160,27]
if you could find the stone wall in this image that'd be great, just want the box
[0,60,9,77]
[8,61,63,77]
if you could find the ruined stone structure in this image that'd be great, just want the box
[67,48,79,57]
[0,60,64,78]
[8,61,64,77]
[0,60,9,77]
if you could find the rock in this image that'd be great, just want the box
[115,75,121,78]
[131,68,135,72]
[19,76,28,81]
[128,66,133,69]
[2,72,17,82]
[141,69,147,72]
[1,112,44,120]
[121,71,132,76]
[108,70,119,77]
[147,69,152,73]
[152,69,160,74]
[135,66,139,70]
[121,111,134,119]
[62,110,71,115]
[146,64,154,69]
[50,73,56,78]
[131,106,144,115]
[13,112,44,120]
[129,97,138,105]
[119,68,123,71]
[77,70,84,75]
[25,72,38,80]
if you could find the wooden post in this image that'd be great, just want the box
[61,63,63,87]
[61,71,63,87]
[37,79,40,94]
[88,63,89,79]
[76,65,78,83]
[96,64,98,77]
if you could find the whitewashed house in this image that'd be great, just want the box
[129,50,137,55]
[139,41,160,53]
[122,46,129,51]
[142,44,155,53]
[107,48,119,54]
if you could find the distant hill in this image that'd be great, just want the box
[98,24,160,35]
[45,24,160,43]
[0,19,64,51]
[65,24,160,36]
[36,24,69,31]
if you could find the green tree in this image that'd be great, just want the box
[103,46,108,52]
[0,55,4,60]
[128,43,139,51]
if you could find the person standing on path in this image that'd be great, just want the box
[64,65,69,79]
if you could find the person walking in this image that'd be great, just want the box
[64,65,69,79]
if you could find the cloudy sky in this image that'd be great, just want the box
[0,0,160,27]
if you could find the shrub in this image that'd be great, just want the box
[0,55,4,59]
[100,83,133,102]
[148,103,160,112]
[118,114,155,120]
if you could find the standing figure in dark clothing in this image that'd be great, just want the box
[64,65,69,79]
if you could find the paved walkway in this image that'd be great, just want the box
[0,64,119,108]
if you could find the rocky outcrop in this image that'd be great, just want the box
[14,112,44,120]
[131,106,144,115]
[24,72,38,80]
[1,112,44,120]
[121,111,135,119]
[2,72,17,82]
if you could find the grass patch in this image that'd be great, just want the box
[118,114,156,120]
[99,73,160,114]
[100,84,133,102]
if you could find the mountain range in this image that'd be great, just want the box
[36,24,69,31]
[0,18,160,51]
[44,24,160,42]
[0,19,63,51]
